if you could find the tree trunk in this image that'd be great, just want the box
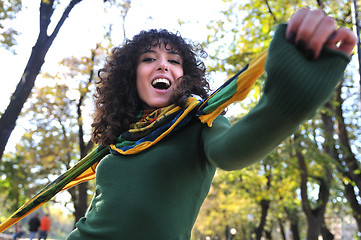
[265,230,272,240]
[278,218,286,240]
[254,199,270,240]
[290,220,300,240]
[72,182,89,224]
[343,182,361,231]
[254,166,272,240]
[333,85,361,232]
[352,0,361,97]
[68,46,98,226]
[0,0,83,161]
[334,85,361,189]
[321,219,334,240]
[285,207,300,240]
[295,142,320,239]
[225,225,231,240]
[295,134,331,240]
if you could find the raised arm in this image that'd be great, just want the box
[202,9,356,171]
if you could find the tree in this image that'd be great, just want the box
[0,0,132,227]
[18,43,106,225]
[0,0,132,162]
[59,44,104,224]
[198,0,360,238]
[294,132,333,240]
[322,80,361,232]
[0,0,83,162]
[0,154,31,214]
[352,0,361,95]
[192,148,304,240]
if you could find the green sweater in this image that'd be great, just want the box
[66,24,350,240]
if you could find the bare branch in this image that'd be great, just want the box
[48,0,83,42]
[264,0,277,22]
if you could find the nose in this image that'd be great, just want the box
[157,59,168,72]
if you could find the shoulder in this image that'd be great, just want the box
[201,114,231,140]
[203,114,231,130]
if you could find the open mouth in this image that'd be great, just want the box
[152,78,171,90]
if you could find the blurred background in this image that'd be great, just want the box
[0,0,360,239]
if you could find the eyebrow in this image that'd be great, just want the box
[140,49,180,56]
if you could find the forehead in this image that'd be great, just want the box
[140,39,180,54]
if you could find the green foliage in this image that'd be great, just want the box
[193,142,305,239]
[21,84,80,175]
[4,43,108,229]
[47,205,74,239]
[0,0,21,51]
[193,0,360,239]
[0,153,32,214]
[0,0,130,234]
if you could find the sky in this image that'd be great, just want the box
[0,0,229,152]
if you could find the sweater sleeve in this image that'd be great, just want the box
[202,24,350,171]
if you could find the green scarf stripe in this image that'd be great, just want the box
[199,64,250,115]
[13,145,108,218]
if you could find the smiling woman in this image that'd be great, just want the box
[91,29,209,146]
[136,43,184,110]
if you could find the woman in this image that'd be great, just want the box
[67,8,356,239]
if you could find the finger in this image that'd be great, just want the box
[325,27,358,56]
[294,9,325,50]
[286,7,310,43]
[306,16,337,59]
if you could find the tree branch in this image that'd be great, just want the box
[294,134,311,215]
[335,84,361,189]
[48,0,83,43]
[77,44,100,158]
[39,0,55,38]
[263,0,277,22]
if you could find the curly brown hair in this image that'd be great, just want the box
[91,29,210,146]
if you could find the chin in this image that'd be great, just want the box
[153,100,173,108]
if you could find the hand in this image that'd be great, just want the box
[286,7,357,60]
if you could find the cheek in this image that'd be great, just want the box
[136,68,145,97]
[175,69,184,87]
[178,68,184,78]
[136,75,146,99]
[136,64,147,82]
[173,65,184,81]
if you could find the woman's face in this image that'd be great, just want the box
[136,43,184,110]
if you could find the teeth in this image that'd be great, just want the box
[152,78,170,89]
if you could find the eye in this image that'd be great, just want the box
[142,57,155,62]
[169,59,181,65]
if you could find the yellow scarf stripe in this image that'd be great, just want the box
[61,161,99,191]
[0,146,107,233]
[199,50,267,126]
[0,186,51,232]
[110,98,200,155]
[0,203,46,233]
[129,104,182,132]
